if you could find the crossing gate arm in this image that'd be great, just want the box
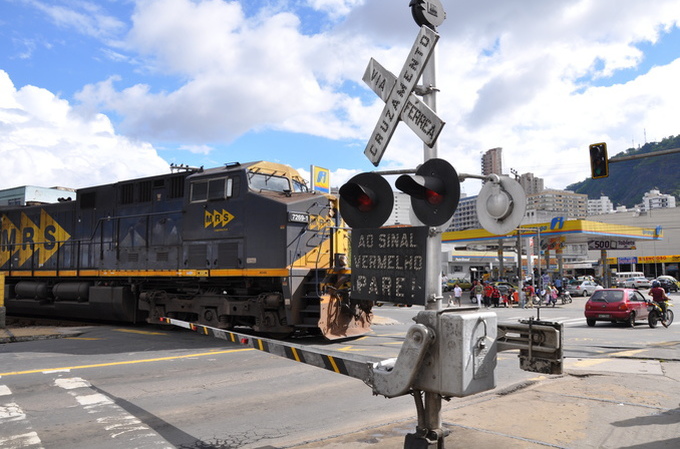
[160,317,382,383]
[496,319,564,375]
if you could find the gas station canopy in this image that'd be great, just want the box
[442,218,662,248]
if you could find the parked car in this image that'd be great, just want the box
[655,277,679,293]
[566,280,602,297]
[445,278,472,291]
[623,277,652,289]
[656,275,680,292]
[584,288,650,327]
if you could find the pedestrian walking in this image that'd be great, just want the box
[523,283,534,308]
[453,283,463,306]
[518,288,526,309]
[483,282,494,308]
[472,280,483,308]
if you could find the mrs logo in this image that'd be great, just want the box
[204,209,234,229]
[1,210,71,268]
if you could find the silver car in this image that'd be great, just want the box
[566,280,603,297]
[623,277,652,289]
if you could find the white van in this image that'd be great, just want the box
[613,271,645,287]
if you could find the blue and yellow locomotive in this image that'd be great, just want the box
[0,161,371,339]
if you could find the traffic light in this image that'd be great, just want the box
[395,158,460,226]
[589,142,609,179]
[339,172,394,228]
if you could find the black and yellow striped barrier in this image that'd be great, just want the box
[160,317,381,381]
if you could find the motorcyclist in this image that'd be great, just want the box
[648,280,670,318]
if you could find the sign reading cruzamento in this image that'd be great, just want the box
[363,26,439,166]
[350,227,428,305]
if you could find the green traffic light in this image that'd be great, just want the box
[589,142,609,179]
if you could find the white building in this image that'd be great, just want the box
[639,188,676,212]
[0,186,75,206]
[385,191,412,225]
[526,189,588,220]
[587,195,614,215]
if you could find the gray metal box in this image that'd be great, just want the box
[413,308,497,397]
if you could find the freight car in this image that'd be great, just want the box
[0,161,372,339]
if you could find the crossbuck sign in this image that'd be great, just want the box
[363,25,443,166]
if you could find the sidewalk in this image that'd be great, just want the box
[292,359,680,448]
[0,322,84,343]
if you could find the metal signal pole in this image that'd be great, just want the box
[411,1,447,447]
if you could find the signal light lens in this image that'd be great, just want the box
[425,189,443,205]
[357,193,374,212]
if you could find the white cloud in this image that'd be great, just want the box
[26,0,126,41]
[9,0,680,194]
[0,70,169,189]
[74,0,363,144]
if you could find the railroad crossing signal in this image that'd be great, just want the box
[589,142,609,179]
[409,0,446,29]
[363,25,440,166]
[338,172,394,229]
[395,158,460,226]
[363,58,444,148]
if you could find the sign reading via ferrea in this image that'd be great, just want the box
[363,25,439,166]
[350,226,428,305]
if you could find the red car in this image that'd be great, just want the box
[584,288,650,327]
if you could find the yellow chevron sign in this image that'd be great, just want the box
[204,209,234,228]
[1,209,71,268]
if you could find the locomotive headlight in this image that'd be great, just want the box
[288,212,310,224]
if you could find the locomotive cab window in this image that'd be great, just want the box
[248,172,291,192]
[191,177,234,203]
[293,179,308,193]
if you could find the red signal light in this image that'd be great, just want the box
[339,173,393,228]
[395,158,460,226]
[425,189,443,205]
[357,193,374,212]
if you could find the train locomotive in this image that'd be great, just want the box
[0,161,372,339]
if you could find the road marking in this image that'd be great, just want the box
[54,377,172,447]
[114,329,168,336]
[0,394,44,448]
[610,349,646,357]
[0,431,43,448]
[337,346,368,352]
[0,348,254,377]
[0,402,25,420]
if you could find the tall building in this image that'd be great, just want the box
[518,172,544,195]
[447,194,480,231]
[481,147,502,178]
[526,189,587,219]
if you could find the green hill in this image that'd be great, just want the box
[566,135,680,208]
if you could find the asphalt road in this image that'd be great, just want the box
[1,291,678,448]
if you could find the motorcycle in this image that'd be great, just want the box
[647,300,674,328]
[559,291,573,304]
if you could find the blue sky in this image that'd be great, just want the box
[1,0,680,196]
